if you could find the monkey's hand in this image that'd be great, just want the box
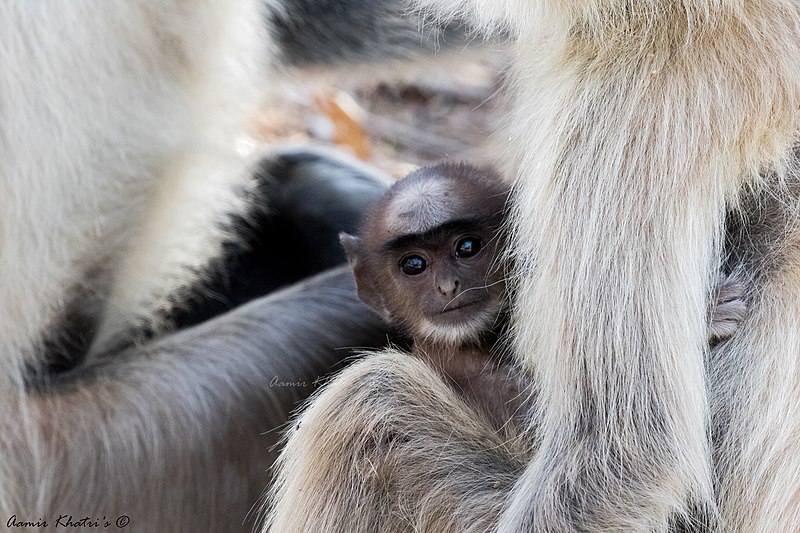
[708,273,747,344]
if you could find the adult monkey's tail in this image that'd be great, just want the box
[414,1,800,531]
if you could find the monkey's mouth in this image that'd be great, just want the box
[440,300,480,314]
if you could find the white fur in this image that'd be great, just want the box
[417,298,503,347]
[0,0,268,524]
[386,177,462,235]
[501,2,800,529]
[0,2,266,370]
[410,0,535,34]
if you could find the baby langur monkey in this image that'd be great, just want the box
[341,162,746,431]
[341,163,522,429]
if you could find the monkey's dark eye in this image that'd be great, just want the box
[455,236,482,258]
[400,255,427,275]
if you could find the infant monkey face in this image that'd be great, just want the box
[342,162,511,344]
[393,226,505,338]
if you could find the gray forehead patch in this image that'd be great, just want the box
[385,178,460,235]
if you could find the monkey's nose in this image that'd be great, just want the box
[437,279,459,298]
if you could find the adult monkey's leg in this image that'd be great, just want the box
[411,1,800,530]
[0,267,385,532]
[710,179,800,532]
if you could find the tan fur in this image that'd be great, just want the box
[267,1,800,531]
[709,181,800,531]
[499,3,800,529]
[267,350,532,533]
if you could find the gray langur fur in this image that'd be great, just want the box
[266,1,800,532]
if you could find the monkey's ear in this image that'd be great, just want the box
[339,232,391,321]
[339,233,362,268]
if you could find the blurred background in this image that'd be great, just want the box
[256,45,512,179]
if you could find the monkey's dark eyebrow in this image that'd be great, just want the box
[382,218,494,251]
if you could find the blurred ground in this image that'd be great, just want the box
[256,46,512,179]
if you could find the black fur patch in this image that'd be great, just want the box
[170,147,389,329]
